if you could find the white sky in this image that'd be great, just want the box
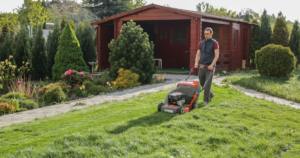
[0,0,298,22]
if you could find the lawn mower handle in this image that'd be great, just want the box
[185,67,195,81]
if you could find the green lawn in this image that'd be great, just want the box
[224,69,300,103]
[0,84,300,157]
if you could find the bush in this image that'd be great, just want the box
[52,24,88,81]
[113,68,141,89]
[39,82,71,96]
[72,86,82,97]
[87,85,106,95]
[0,102,15,114]
[255,44,296,77]
[93,77,104,85]
[1,92,26,100]
[108,20,157,84]
[61,70,93,87]
[43,86,67,104]
[19,99,39,110]
[83,80,94,90]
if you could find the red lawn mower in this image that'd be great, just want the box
[157,65,214,114]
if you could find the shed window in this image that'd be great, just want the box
[234,30,238,46]
[172,30,186,44]
[161,31,166,39]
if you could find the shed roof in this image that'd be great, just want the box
[90,4,258,26]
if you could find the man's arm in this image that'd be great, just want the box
[194,49,201,68]
[208,49,219,70]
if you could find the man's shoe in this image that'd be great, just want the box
[203,101,208,106]
[209,94,215,103]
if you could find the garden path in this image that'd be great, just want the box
[0,74,299,128]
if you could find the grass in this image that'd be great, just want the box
[0,84,300,157]
[158,68,189,74]
[224,69,300,103]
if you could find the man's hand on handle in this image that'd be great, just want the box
[194,64,199,68]
[207,65,213,70]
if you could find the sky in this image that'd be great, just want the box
[0,0,298,22]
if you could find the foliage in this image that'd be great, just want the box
[225,69,300,102]
[271,12,289,47]
[47,22,60,79]
[83,80,94,90]
[42,86,67,104]
[243,12,250,22]
[72,85,82,97]
[255,44,296,77]
[108,20,157,84]
[15,26,31,69]
[61,69,93,87]
[126,0,147,10]
[0,102,15,114]
[249,19,260,68]
[1,85,300,157]
[68,19,76,31]
[83,0,130,19]
[0,12,20,32]
[27,0,49,29]
[16,0,34,26]
[87,85,106,95]
[31,25,48,80]
[93,77,104,85]
[52,24,88,81]
[81,23,97,70]
[60,14,67,31]
[1,92,26,100]
[0,56,17,92]
[39,82,71,96]
[196,2,237,18]
[259,9,272,48]
[113,68,141,89]
[75,102,86,106]
[46,4,60,23]
[288,20,299,65]
[0,33,14,62]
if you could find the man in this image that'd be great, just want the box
[194,27,219,106]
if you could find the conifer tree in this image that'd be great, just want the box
[68,19,76,31]
[271,12,289,47]
[60,14,67,31]
[243,12,250,22]
[15,26,31,68]
[81,23,97,70]
[31,25,48,80]
[108,20,157,84]
[249,19,260,68]
[259,9,272,47]
[289,20,299,63]
[47,22,60,78]
[52,24,88,81]
[0,33,14,62]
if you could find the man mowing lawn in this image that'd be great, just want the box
[194,27,219,106]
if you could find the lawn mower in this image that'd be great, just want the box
[157,65,214,114]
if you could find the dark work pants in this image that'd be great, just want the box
[198,66,215,102]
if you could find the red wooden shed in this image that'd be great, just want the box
[90,4,258,74]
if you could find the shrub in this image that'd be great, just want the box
[0,102,15,114]
[113,68,141,90]
[108,20,157,84]
[255,44,296,77]
[87,85,106,95]
[61,70,93,87]
[72,86,82,97]
[93,77,104,85]
[83,81,94,90]
[43,86,67,104]
[39,82,71,96]
[19,99,39,110]
[52,24,88,81]
[1,92,26,100]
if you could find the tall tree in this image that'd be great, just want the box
[52,24,88,81]
[259,9,272,47]
[243,12,250,22]
[68,19,76,31]
[47,23,60,79]
[75,21,84,49]
[16,0,34,26]
[83,0,130,20]
[0,32,14,62]
[60,14,67,31]
[81,23,97,70]
[289,20,300,67]
[249,19,260,68]
[15,26,31,68]
[271,12,289,47]
[31,25,48,80]
[27,0,49,30]
[127,0,146,10]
